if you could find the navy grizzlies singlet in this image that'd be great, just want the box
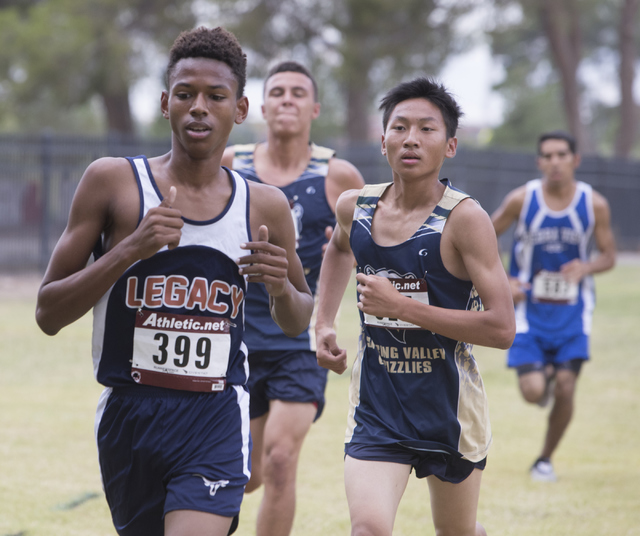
[347,180,491,463]
[232,143,335,351]
[92,157,251,390]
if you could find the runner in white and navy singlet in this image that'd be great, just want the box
[93,156,252,534]
[345,180,491,480]
[508,178,595,368]
[230,143,334,418]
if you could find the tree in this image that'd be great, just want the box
[615,0,639,157]
[488,0,639,156]
[209,0,476,142]
[0,0,196,135]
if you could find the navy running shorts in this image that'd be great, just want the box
[507,331,589,369]
[345,442,486,484]
[247,350,328,421]
[95,384,251,536]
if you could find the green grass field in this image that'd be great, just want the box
[1,263,639,535]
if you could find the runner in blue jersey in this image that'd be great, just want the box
[491,131,616,482]
[315,78,515,536]
[35,27,313,536]
[222,61,364,536]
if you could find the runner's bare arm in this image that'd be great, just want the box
[560,191,616,283]
[36,158,183,335]
[315,189,359,374]
[491,186,526,237]
[356,200,515,349]
[325,158,365,212]
[239,183,313,337]
[490,186,529,302]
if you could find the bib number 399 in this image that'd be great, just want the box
[131,310,231,391]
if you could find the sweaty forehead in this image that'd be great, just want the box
[389,98,444,123]
[169,57,238,89]
[264,71,313,93]
[540,139,571,155]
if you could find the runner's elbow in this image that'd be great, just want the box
[35,308,62,336]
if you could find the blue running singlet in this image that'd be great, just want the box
[509,179,596,338]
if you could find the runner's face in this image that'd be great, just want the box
[537,139,579,185]
[381,98,456,179]
[262,72,319,135]
[161,57,248,158]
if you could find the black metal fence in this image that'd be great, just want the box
[1,134,638,273]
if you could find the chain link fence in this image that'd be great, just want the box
[1,134,638,273]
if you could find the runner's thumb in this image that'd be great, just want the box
[258,225,269,243]
[160,186,177,208]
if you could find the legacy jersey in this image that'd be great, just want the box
[509,179,596,336]
[231,143,336,352]
[92,157,251,389]
[347,180,491,463]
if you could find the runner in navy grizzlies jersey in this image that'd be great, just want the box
[491,131,615,482]
[316,78,515,536]
[222,61,364,536]
[35,27,313,536]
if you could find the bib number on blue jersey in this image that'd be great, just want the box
[364,278,429,330]
[131,310,231,392]
[532,270,579,304]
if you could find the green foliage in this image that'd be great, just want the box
[205,0,477,140]
[487,0,640,155]
[0,0,196,134]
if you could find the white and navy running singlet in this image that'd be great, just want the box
[91,157,251,390]
[509,179,596,337]
[232,143,335,352]
[347,180,491,463]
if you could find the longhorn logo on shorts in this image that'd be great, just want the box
[195,474,230,497]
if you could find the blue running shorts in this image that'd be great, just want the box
[507,331,589,369]
[95,385,251,536]
[247,350,328,421]
[345,442,486,484]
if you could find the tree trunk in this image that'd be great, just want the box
[614,0,639,158]
[539,0,592,153]
[345,77,371,143]
[102,91,134,136]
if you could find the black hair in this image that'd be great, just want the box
[379,77,462,139]
[166,26,247,98]
[264,61,318,102]
[538,130,577,154]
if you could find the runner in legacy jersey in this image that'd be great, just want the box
[492,130,615,483]
[93,156,251,390]
[346,181,490,464]
[316,78,514,536]
[35,27,313,536]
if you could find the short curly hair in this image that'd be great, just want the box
[166,26,247,98]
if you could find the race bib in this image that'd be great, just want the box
[364,278,428,330]
[532,270,578,304]
[131,310,232,392]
